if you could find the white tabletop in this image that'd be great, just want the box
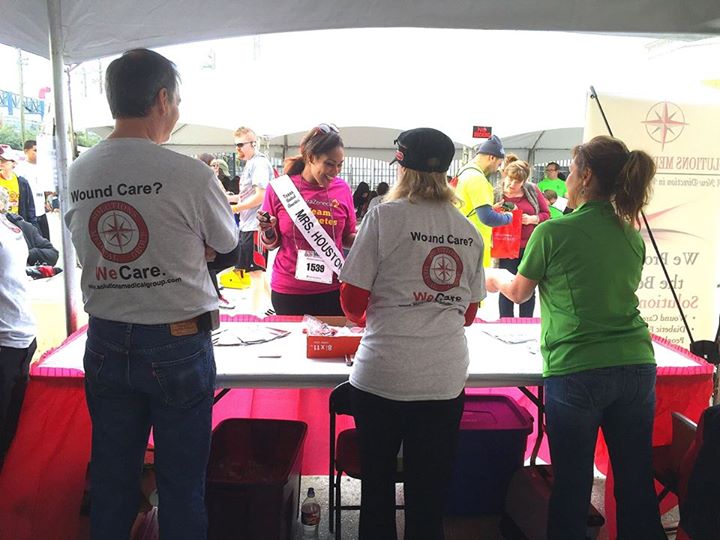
[36,322,705,389]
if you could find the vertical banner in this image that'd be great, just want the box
[585,93,720,348]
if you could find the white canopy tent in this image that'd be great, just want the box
[3,1,720,65]
[2,1,720,332]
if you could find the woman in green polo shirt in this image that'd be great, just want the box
[487,135,665,540]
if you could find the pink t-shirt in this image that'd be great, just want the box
[262,174,356,295]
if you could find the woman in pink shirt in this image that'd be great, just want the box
[259,124,357,315]
[495,157,550,317]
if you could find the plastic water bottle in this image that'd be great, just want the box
[301,487,321,537]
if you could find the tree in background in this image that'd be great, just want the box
[0,124,38,149]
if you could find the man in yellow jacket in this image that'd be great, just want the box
[455,135,513,267]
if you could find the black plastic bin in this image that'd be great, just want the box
[206,418,308,540]
[445,394,533,515]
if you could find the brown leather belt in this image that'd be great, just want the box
[168,310,219,337]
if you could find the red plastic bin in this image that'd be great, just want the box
[445,394,533,515]
[206,418,308,540]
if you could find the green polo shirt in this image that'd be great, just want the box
[537,177,567,198]
[518,200,655,377]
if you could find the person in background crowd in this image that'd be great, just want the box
[0,187,58,266]
[227,127,274,313]
[14,140,54,240]
[0,185,37,470]
[259,123,356,316]
[454,135,513,267]
[198,156,241,310]
[365,181,389,214]
[353,181,371,219]
[537,161,567,198]
[197,153,214,167]
[487,135,666,540]
[210,158,238,195]
[0,149,36,226]
[543,189,564,219]
[340,128,484,540]
[65,48,238,540]
[494,157,549,318]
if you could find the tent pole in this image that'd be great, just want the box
[47,0,82,335]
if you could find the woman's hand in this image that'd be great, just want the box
[257,211,277,231]
[521,213,539,225]
[492,201,505,212]
[485,268,515,293]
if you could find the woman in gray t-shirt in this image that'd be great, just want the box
[340,128,485,540]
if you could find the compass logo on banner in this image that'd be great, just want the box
[421,246,463,292]
[88,200,149,263]
[642,101,689,151]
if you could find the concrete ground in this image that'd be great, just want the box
[32,213,679,539]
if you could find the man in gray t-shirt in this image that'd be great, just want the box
[227,126,274,312]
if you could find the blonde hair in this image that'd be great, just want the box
[385,168,456,204]
[233,126,255,139]
[572,135,655,224]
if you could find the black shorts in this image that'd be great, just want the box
[237,230,267,272]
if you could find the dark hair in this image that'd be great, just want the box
[284,125,344,176]
[546,161,560,170]
[543,189,558,201]
[105,48,181,119]
[376,182,390,196]
[23,140,36,151]
[572,135,655,224]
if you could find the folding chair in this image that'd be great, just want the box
[328,381,404,539]
[652,411,698,532]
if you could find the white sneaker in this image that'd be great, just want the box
[218,296,235,310]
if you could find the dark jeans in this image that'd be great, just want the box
[350,386,465,540]
[0,339,36,460]
[84,316,216,540]
[498,248,535,318]
[545,364,665,540]
[271,289,342,316]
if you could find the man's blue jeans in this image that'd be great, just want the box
[544,364,666,540]
[84,316,216,540]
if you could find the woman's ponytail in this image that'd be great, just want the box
[614,150,655,225]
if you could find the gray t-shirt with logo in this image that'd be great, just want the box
[237,153,273,231]
[340,198,486,401]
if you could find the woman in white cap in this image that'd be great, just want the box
[340,128,485,540]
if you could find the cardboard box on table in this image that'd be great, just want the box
[305,316,362,359]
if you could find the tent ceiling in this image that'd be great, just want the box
[2,0,720,64]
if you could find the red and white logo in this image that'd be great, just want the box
[88,200,149,263]
[395,150,404,162]
[642,101,688,151]
[421,246,463,292]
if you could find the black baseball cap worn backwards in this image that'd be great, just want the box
[390,127,455,173]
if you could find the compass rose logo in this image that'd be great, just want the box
[88,200,149,263]
[421,246,463,292]
[642,101,688,151]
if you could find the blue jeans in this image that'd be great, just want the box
[544,364,665,540]
[84,316,216,540]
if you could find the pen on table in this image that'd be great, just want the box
[258,355,282,358]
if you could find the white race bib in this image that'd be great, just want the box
[295,250,333,284]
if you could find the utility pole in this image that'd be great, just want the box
[17,48,26,142]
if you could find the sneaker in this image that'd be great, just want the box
[218,296,235,310]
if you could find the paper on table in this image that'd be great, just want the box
[213,326,290,346]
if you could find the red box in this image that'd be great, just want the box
[206,419,308,540]
[306,316,362,359]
